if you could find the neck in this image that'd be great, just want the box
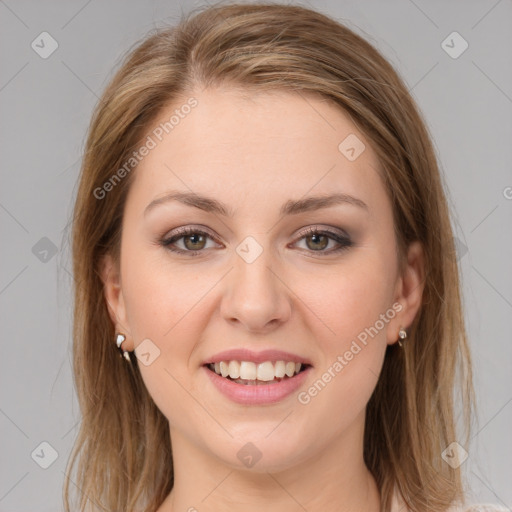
[158,411,380,512]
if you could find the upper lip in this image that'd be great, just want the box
[203,348,313,366]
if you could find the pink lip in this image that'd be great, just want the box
[202,348,313,366]
[203,365,312,405]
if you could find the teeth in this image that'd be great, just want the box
[220,361,229,378]
[208,360,305,381]
[256,361,275,382]
[228,360,240,379]
[275,360,286,378]
[240,361,257,380]
[285,362,295,377]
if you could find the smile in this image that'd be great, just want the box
[207,360,308,385]
[203,361,312,405]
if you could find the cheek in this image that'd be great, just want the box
[121,241,198,339]
[295,248,395,408]
[120,249,212,407]
[120,257,200,424]
[297,263,392,425]
[299,251,396,350]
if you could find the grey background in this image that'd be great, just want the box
[1,0,511,510]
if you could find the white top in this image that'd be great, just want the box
[449,506,510,512]
[390,490,509,512]
[459,508,511,512]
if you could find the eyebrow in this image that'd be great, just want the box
[144,191,369,217]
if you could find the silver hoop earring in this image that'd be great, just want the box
[116,333,131,362]
[397,327,407,347]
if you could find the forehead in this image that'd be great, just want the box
[126,87,388,218]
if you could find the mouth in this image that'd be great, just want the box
[204,360,312,386]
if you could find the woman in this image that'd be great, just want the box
[64,2,504,511]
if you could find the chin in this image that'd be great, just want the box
[209,433,312,474]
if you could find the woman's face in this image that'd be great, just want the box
[102,87,423,473]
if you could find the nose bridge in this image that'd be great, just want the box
[220,235,291,329]
[236,238,276,291]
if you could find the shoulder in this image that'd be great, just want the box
[453,506,510,512]
[391,491,508,512]
[391,488,508,512]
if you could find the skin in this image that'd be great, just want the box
[101,87,424,512]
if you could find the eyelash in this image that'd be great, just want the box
[159,226,353,257]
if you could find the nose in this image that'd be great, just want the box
[220,245,292,333]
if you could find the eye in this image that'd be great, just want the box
[160,225,353,256]
[292,226,353,254]
[160,227,221,256]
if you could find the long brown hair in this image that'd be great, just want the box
[64,2,473,510]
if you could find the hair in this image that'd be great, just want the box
[64,2,474,511]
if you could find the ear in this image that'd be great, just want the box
[386,241,425,345]
[100,253,134,351]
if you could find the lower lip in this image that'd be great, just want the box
[203,365,312,405]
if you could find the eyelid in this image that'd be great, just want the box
[163,224,349,241]
[294,224,350,240]
[164,225,218,240]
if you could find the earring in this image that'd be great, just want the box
[397,327,407,347]
[116,333,131,362]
